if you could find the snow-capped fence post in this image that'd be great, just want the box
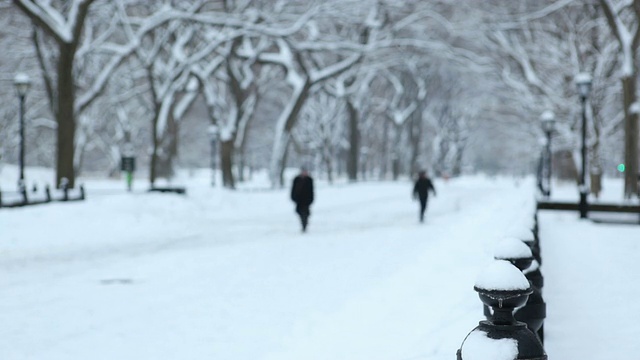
[523,260,543,294]
[457,260,547,360]
[0,182,82,207]
[494,238,546,343]
[507,224,540,266]
[507,216,544,291]
[60,177,69,201]
[19,179,28,204]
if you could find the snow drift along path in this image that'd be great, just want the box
[0,177,535,360]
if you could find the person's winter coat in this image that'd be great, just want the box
[413,177,436,199]
[291,175,314,206]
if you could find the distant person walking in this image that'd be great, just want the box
[413,170,436,222]
[291,167,314,232]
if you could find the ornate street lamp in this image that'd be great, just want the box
[208,125,219,187]
[575,73,592,219]
[540,111,556,197]
[13,73,31,195]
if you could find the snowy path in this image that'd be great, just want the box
[0,177,535,360]
[540,210,640,360]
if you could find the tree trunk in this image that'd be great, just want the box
[598,0,640,198]
[380,120,389,179]
[409,112,422,175]
[622,76,639,198]
[154,110,178,181]
[279,142,290,187]
[324,153,333,185]
[149,109,160,186]
[220,140,235,189]
[56,44,77,188]
[233,92,258,184]
[452,119,465,177]
[437,136,449,177]
[237,152,245,182]
[226,43,254,188]
[453,146,464,176]
[591,107,603,198]
[360,148,368,180]
[270,79,311,187]
[392,124,402,181]
[14,1,94,189]
[346,99,359,182]
[392,157,400,180]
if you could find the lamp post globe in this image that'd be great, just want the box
[14,73,31,97]
[575,72,593,99]
[575,72,592,219]
[13,73,31,189]
[540,111,555,197]
[540,111,556,133]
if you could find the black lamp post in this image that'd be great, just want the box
[208,125,219,187]
[540,111,556,198]
[13,73,31,192]
[576,73,592,219]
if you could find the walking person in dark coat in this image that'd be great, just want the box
[413,170,436,222]
[291,167,314,232]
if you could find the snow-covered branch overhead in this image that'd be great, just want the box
[600,0,636,77]
[311,54,362,83]
[13,0,77,43]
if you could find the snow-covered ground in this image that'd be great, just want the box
[539,178,640,359]
[1,166,638,359]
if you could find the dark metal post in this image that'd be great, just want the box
[575,73,592,219]
[14,73,30,193]
[540,110,555,198]
[540,140,550,198]
[579,95,588,218]
[457,261,546,360]
[493,237,546,343]
[545,130,552,197]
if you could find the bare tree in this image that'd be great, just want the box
[599,0,640,198]
[13,0,96,187]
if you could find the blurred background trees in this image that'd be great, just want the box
[0,0,637,197]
